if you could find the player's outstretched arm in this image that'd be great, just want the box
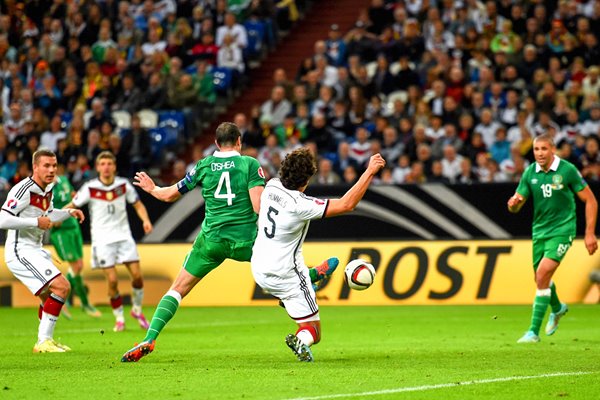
[0,211,41,229]
[325,153,386,217]
[577,185,598,255]
[507,193,526,213]
[134,171,181,202]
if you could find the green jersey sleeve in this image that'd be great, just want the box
[246,156,265,190]
[565,162,587,193]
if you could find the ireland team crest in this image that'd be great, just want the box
[551,174,563,190]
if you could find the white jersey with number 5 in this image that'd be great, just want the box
[72,177,139,245]
[251,179,329,278]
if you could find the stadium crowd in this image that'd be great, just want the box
[1,0,600,191]
[0,0,291,189]
[239,0,600,186]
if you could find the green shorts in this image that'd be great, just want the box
[50,227,84,262]
[532,236,573,271]
[183,232,255,279]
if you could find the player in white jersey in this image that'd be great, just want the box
[251,148,385,361]
[0,150,85,353]
[68,151,153,332]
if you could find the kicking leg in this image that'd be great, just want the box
[121,268,201,362]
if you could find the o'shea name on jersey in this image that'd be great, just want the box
[210,160,236,171]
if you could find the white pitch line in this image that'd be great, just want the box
[282,371,595,400]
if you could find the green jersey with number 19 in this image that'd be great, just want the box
[516,156,587,240]
[180,150,265,241]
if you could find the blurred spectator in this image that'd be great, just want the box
[429,160,451,184]
[489,127,511,164]
[391,154,411,184]
[39,115,67,152]
[307,113,337,154]
[189,32,219,65]
[274,113,305,147]
[83,130,102,167]
[580,136,600,181]
[325,24,346,66]
[142,72,168,110]
[260,85,292,127]
[169,74,199,137]
[217,34,245,81]
[440,144,463,183]
[456,157,478,184]
[581,103,600,137]
[108,133,130,176]
[121,114,153,177]
[310,157,341,185]
[112,73,143,113]
[349,126,373,167]
[405,160,427,184]
[342,164,358,184]
[431,123,463,160]
[380,126,403,165]
[216,12,247,49]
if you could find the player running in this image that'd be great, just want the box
[508,134,597,343]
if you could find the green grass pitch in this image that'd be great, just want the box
[1,305,599,399]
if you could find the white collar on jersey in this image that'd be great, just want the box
[213,150,240,158]
[535,155,560,173]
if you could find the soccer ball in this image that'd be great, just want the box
[344,259,376,291]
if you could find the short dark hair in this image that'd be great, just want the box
[215,122,241,146]
[279,148,317,190]
[33,149,56,165]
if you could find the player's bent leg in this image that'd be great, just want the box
[36,276,71,351]
[309,258,339,291]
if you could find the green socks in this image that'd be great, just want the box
[528,288,551,335]
[67,272,90,307]
[550,281,561,313]
[144,290,182,342]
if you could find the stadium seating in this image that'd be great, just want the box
[244,19,267,61]
[138,109,159,129]
[111,110,132,134]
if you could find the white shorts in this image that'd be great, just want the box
[252,265,319,321]
[5,246,61,295]
[91,238,139,269]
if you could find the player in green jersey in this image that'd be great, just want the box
[508,134,598,343]
[50,167,101,318]
[121,122,265,362]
